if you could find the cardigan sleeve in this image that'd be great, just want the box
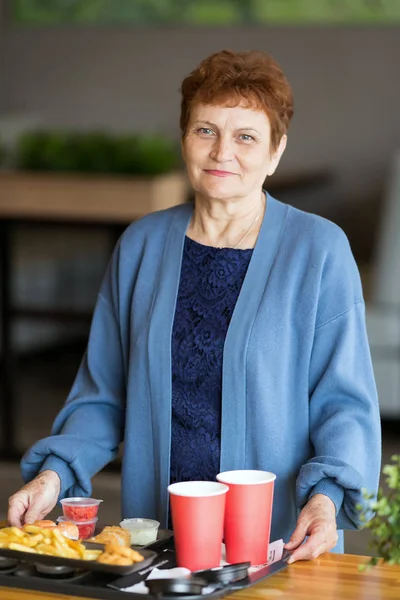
[20,246,126,499]
[296,229,381,529]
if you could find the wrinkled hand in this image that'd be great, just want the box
[7,470,61,527]
[285,493,338,563]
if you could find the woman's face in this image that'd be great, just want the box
[182,102,286,202]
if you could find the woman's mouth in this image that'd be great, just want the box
[204,170,236,177]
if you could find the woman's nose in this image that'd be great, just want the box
[210,137,234,162]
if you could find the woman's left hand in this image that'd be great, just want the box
[284,493,338,563]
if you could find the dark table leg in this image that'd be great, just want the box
[0,219,20,460]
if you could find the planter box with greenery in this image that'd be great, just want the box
[359,454,400,569]
[0,130,189,221]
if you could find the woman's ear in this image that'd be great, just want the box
[266,135,287,177]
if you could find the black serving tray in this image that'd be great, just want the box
[0,545,157,576]
[0,533,290,600]
[0,556,289,600]
[0,524,172,577]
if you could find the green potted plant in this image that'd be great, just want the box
[0,129,188,219]
[358,454,400,569]
[14,130,180,176]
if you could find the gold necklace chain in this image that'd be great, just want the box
[232,205,262,249]
[190,197,263,249]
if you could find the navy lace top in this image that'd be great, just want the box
[170,236,253,484]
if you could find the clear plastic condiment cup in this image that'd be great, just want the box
[119,518,160,546]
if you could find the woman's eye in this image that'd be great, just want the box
[198,128,214,136]
[239,134,254,142]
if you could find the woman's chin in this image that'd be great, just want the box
[195,180,242,200]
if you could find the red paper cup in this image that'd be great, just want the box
[216,470,276,566]
[168,481,228,572]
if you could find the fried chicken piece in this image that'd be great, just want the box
[105,541,144,562]
[88,526,130,547]
[96,540,144,566]
[97,552,132,566]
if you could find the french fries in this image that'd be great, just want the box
[0,525,102,561]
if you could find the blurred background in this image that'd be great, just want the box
[0,0,399,555]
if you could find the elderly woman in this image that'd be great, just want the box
[8,50,381,563]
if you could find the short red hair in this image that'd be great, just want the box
[180,49,294,152]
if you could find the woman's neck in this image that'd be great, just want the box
[187,190,265,249]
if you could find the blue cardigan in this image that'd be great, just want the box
[21,195,381,551]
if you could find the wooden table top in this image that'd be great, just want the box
[0,553,399,600]
[234,553,400,600]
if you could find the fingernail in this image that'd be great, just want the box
[287,556,294,564]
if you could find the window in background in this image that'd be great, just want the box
[10,0,400,26]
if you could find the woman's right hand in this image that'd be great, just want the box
[7,470,61,527]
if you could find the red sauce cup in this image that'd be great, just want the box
[60,497,102,522]
[57,516,98,540]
